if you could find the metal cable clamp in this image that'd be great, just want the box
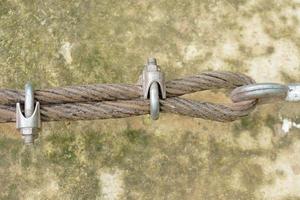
[16,83,41,144]
[142,58,166,120]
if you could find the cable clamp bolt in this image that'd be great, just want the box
[142,58,166,120]
[16,83,41,144]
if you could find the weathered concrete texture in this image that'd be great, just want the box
[1,0,300,199]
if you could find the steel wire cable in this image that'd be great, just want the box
[0,71,257,123]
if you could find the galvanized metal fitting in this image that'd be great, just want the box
[16,83,41,144]
[231,83,300,104]
[286,84,300,101]
[142,58,166,120]
[230,83,288,103]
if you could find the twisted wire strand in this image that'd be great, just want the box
[0,98,256,123]
[0,71,254,105]
[0,71,257,123]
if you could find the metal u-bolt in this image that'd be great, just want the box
[24,83,34,119]
[148,58,160,120]
[149,81,160,120]
[23,83,35,144]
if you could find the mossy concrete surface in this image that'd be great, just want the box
[1,0,300,199]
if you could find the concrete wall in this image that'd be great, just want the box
[0,0,300,199]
